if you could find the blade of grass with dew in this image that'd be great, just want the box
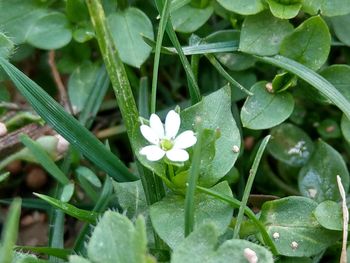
[184,123,203,236]
[143,35,239,55]
[0,57,136,182]
[79,65,110,128]
[233,135,271,238]
[151,0,171,114]
[14,247,71,260]
[139,76,150,118]
[34,193,98,223]
[0,198,21,263]
[154,0,201,104]
[256,55,350,119]
[195,185,278,254]
[205,54,253,96]
[19,134,70,186]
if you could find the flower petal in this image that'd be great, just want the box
[166,149,189,162]
[165,110,180,139]
[140,145,165,161]
[140,125,159,145]
[173,130,197,149]
[150,114,164,138]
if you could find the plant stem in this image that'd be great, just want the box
[151,0,171,114]
[233,135,270,239]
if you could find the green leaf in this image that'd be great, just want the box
[15,246,71,260]
[0,172,10,183]
[216,0,265,15]
[26,12,72,50]
[34,193,98,223]
[65,0,88,23]
[341,115,350,143]
[68,62,99,113]
[280,16,331,71]
[171,3,213,33]
[320,65,350,102]
[268,123,314,167]
[239,11,293,56]
[87,212,148,263]
[266,0,302,19]
[0,33,14,59]
[241,81,295,130]
[260,196,340,257]
[75,166,101,188]
[0,198,21,263]
[302,0,350,16]
[316,119,342,139]
[69,255,92,263]
[331,14,350,46]
[19,134,70,186]
[256,55,350,120]
[172,224,274,263]
[149,181,233,249]
[0,57,137,182]
[298,140,349,202]
[314,200,343,231]
[0,0,48,44]
[108,8,154,68]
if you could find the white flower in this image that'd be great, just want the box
[139,110,197,162]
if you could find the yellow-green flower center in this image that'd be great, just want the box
[160,139,173,151]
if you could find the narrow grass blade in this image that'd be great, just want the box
[20,134,70,185]
[205,54,253,96]
[77,174,99,202]
[0,198,50,211]
[257,55,350,119]
[139,76,150,118]
[0,57,137,182]
[0,172,9,183]
[0,198,21,263]
[184,125,203,236]
[151,0,171,114]
[15,247,71,260]
[34,193,98,223]
[233,135,271,238]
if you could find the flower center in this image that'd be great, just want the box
[160,139,173,151]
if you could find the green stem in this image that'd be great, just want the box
[196,185,278,255]
[151,0,171,114]
[233,135,270,239]
[184,124,203,236]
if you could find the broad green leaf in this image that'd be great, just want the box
[268,123,314,167]
[34,193,98,223]
[260,196,340,257]
[87,212,148,263]
[171,3,213,33]
[150,181,233,249]
[113,180,147,219]
[314,200,343,231]
[65,0,88,23]
[172,224,274,263]
[60,183,75,202]
[0,0,48,43]
[341,115,350,143]
[302,0,350,16]
[216,0,265,15]
[256,55,350,120]
[68,62,99,113]
[108,8,154,68]
[241,81,294,130]
[298,140,349,202]
[26,12,72,50]
[266,0,302,19]
[69,255,92,263]
[75,166,101,188]
[331,14,350,46]
[0,33,14,59]
[0,199,21,263]
[0,58,137,182]
[239,11,293,56]
[280,16,331,71]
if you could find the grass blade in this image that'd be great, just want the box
[0,198,21,263]
[257,55,350,119]
[34,193,98,223]
[233,135,271,238]
[15,247,71,260]
[0,57,137,182]
[19,134,70,185]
